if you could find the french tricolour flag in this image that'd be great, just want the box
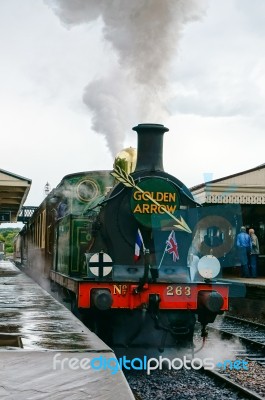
[134,229,145,262]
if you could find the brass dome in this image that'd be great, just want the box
[113,147,137,174]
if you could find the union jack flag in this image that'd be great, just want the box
[165,230,179,262]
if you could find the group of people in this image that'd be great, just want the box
[236,226,260,278]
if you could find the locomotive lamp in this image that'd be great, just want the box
[197,255,221,281]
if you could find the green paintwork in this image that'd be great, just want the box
[55,215,91,276]
[54,171,115,276]
[56,171,114,215]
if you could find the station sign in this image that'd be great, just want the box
[130,178,179,228]
[0,212,11,222]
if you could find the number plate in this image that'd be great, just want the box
[165,285,192,298]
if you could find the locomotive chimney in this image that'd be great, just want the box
[132,123,169,172]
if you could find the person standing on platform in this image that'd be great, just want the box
[249,228,260,278]
[236,226,251,278]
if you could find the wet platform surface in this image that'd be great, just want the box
[0,260,105,350]
[0,261,134,399]
[221,276,265,288]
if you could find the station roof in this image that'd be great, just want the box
[190,164,265,205]
[0,169,31,223]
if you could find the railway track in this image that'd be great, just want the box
[126,367,253,400]
[211,314,265,347]
[202,367,264,400]
[124,316,265,399]
[203,314,265,398]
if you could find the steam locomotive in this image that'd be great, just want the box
[15,123,230,352]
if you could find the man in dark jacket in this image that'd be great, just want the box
[236,226,251,278]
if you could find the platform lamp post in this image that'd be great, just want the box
[44,182,51,196]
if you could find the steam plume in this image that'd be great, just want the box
[45,0,207,155]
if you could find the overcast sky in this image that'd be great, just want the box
[1,0,265,218]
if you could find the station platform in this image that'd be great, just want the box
[219,275,265,299]
[221,275,265,288]
[0,261,134,400]
[218,274,265,323]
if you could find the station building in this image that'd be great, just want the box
[190,163,265,275]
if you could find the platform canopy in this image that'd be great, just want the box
[0,169,31,223]
[190,164,265,205]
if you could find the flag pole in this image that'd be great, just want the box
[158,248,166,270]
[158,230,173,269]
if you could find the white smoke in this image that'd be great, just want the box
[82,70,136,155]
[45,0,207,156]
